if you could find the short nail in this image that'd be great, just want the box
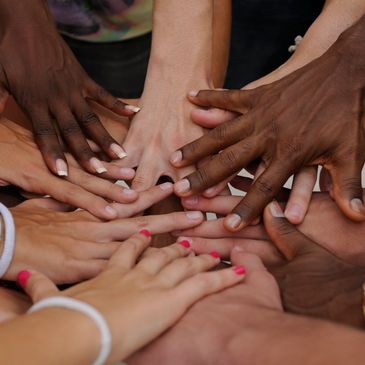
[186,211,202,220]
[351,198,363,213]
[225,214,242,230]
[110,143,127,159]
[122,189,137,197]
[204,187,216,196]
[269,201,285,218]
[284,203,302,220]
[105,205,117,217]
[56,159,68,177]
[210,251,220,259]
[139,229,151,237]
[175,179,191,194]
[125,105,141,113]
[189,90,198,97]
[90,157,107,174]
[159,182,173,191]
[170,150,183,164]
[179,240,191,248]
[233,266,246,275]
[183,196,199,206]
[17,270,31,288]
[119,167,135,178]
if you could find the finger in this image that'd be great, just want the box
[0,85,9,113]
[17,270,59,303]
[108,231,151,270]
[72,241,120,260]
[99,163,135,181]
[171,116,254,168]
[187,89,254,112]
[174,138,259,196]
[191,107,238,128]
[65,259,107,283]
[73,99,128,160]
[182,195,241,214]
[202,176,234,198]
[329,160,365,221]
[319,167,332,192]
[263,201,320,260]
[131,157,160,192]
[284,167,317,224]
[136,241,192,275]
[17,198,73,212]
[225,161,291,231]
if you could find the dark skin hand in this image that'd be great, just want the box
[171,16,365,232]
[0,0,138,176]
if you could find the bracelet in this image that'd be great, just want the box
[0,203,15,278]
[28,297,112,365]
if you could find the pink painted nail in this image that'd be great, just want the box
[139,229,151,238]
[179,240,191,248]
[210,251,220,259]
[17,270,31,288]
[233,266,246,275]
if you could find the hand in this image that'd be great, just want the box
[22,232,245,362]
[5,184,205,284]
[0,0,138,175]
[171,20,365,231]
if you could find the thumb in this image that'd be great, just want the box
[263,201,320,260]
[17,270,59,303]
[0,66,9,114]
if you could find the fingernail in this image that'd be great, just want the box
[189,90,198,97]
[233,266,246,275]
[90,157,107,174]
[204,187,216,196]
[105,205,117,217]
[17,270,31,288]
[233,246,245,252]
[110,143,127,159]
[159,182,173,191]
[186,211,202,220]
[269,201,285,218]
[179,240,191,248]
[225,214,242,230]
[210,251,220,259]
[285,203,303,221]
[119,167,135,179]
[56,159,68,177]
[140,229,151,237]
[122,189,137,197]
[125,105,141,113]
[175,179,191,194]
[170,150,183,164]
[351,198,363,213]
[183,196,199,206]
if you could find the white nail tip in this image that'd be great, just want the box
[125,105,141,113]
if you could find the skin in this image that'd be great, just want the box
[0,233,245,364]
[172,15,365,232]
[0,0,138,176]
[129,207,365,365]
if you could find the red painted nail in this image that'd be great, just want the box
[210,251,220,259]
[179,240,191,248]
[139,229,151,238]
[233,266,246,275]
[17,270,31,288]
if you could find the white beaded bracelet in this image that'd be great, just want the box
[29,296,112,365]
[0,203,15,278]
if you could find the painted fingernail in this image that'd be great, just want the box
[170,150,183,164]
[225,214,242,230]
[90,157,107,174]
[119,167,135,179]
[140,229,151,237]
[159,182,173,191]
[179,240,191,248]
[105,205,117,217]
[125,105,141,113]
[210,251,220,259]
[17,270,31,288]
[284,203,302,221]
[175,179,191,194]
[110,143,127,159]
[269,201,285,218]
[233,266,246,275]
[183,196,199,206]
[189,90,198,97]
[186,211,203,220]
[351,198,363,213]
[56,159,68,177]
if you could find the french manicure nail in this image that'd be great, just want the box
[56,159,68,177]
[183,196,199,206]
[105,205,117,217]
[110,143,127,159]
[233,266,246,275]
[17,270,31,288]
[351,198,363,213]
[179,240,191,248]
[90,157,107,174]
[210,251,220,259]
[125,105,141,113]
[175,179,191,194]
[170,150,183,164]
[186,211,202,220]
[189,90,198,97]
[225,214,242,230]
[139,229,151,237]
[159,182,173,191]
[269,201,285,218]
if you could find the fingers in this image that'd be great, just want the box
[224,161,291,231]
[182,195,241,215]
[136,241,192,275]
[263,201,320,260]
[131,156,160,192]
[190,107,237,128]
[16,198,73,212]
[284,167,317,224]
[17,270,59,303]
